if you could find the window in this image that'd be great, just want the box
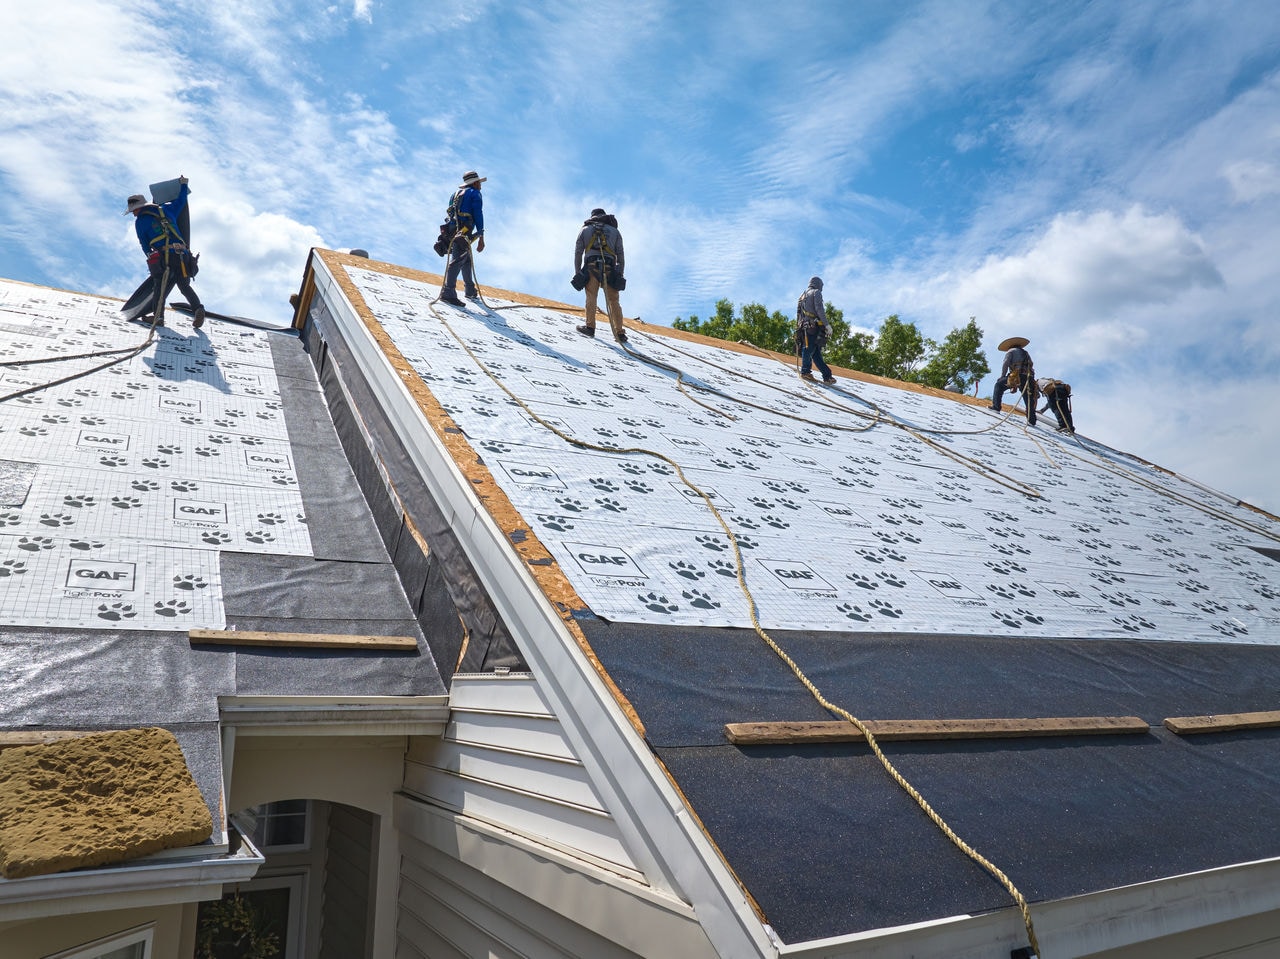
[239,799,310,852]
[41,924,152,959]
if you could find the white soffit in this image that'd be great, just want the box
[346,267,1280,645]
[0,279,311,630]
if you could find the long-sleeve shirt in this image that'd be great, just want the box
[134,183,190,255]
[1001,346,1033,378]
[452,186,484,236]
[796,285,825,328]
[574,222,624,273]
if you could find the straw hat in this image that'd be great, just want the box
[998,336,1030,351]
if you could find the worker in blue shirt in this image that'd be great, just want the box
[125,177,205,328]
[439,170,486,306]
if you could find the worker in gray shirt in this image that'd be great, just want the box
[573,209,627,342]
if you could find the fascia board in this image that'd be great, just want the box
[311,256,777,959]
[219,694,448,736]
[777,855,1280,958]
[0,843,263,923]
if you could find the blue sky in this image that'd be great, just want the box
[3,0,1279,513]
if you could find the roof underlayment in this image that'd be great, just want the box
[323,256,1280,947]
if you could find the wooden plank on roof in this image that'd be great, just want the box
[0,730,111,752]
[1163,710,1280,735]
[724,716,1150,745]
[188,629,418,651]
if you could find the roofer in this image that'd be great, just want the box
[438,170,486,306]
[991,336,1035,425]
[125,177,204,328]
[1037,376,1075,433]
[796,276,835,384]
[572,208,627,343]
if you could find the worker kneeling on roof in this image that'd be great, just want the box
[1037,377,1075,434]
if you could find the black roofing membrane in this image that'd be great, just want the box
[582,619,1280,942]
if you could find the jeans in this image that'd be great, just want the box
[443,234,476,297]
[992,376,1036,425]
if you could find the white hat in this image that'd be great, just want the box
[124,194,149,214]
[460,170,486,187]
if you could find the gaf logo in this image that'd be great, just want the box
[913,570,981,600]
[757,559,833,591]
[173,499,228,523]
[158,396,201,412]
[225,372,261,386]
[666,435,707,450]
[243,450,291,470]
[564,541,647,578]
[2,373,42,388]
[670,483,734,509]
[77,429,130,450]
[499,461,567,490]
[65,559,136,591]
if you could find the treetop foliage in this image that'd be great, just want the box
[674,298,990,394]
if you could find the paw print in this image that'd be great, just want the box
[253,512,282,526]
[619,462,646,475]
[682,588,720,610]
[156,444,182,455]
[41,414,70,425]
[69,540,106,551]
[1178,579,1210,594]
[0,512,21,527]
[201,530,233,545]
[19,426,49,437]
[696,534,727,552]
[991,609,1025,629]
[1209,619,1248,638]
[624,480,653,494]
[639,592,678,614]
[872,530,899,545]
[170,480,199,492]
[140,457,171,469]
[131,478,160,492]
[244,529,277,544]
[194,446,221,457]
[173,574,208,591]
[595,497,626,513]
[589,477,619,492]
[846,572,879,591]
[1015,607,1044,625]
[763,480,788,494]
[38,513,75,528]
[536,513,575,533]
[837,602,872,622]
[480,440,510,454]
[207,433,233,445]
[987,582,1014,600]
[80,416,107,426]
[707,559,737,577]
[1113,614,1156,632]
[749,497,773,510]
[594,427,617,439]
[63,494,97,508]
[1192,599,1229,615]
[775,497,802,512]
[18,536,56,551]
[762,514,790,529]
[270,476,297,487]
[735,535,758,550]
[179,416,203,425]
[0,559,29,577]
[240,436,264,447]
[856,547,885,565]
[876,571,906,588]
[869,599,902,618]
[1012,581,1037,598]
[669,560,706,580]
[154,599,192,617]
[555,496,589,513]
[111,496,142,509]
[647,462,674,476]
[96,603,138,621]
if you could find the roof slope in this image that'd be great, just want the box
[0,276,446,886]
[323,255,1280,949]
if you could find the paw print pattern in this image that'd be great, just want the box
[173,574,208,591]
[154,599,192,617]
[1113,614,1156,633]
[0,559,29,576]
[41,414,70,425]
[620,462,646,475]
[201,530,233,545]
[194,446,221,458]
[240,436,264,447]
[696,534,727,552]
[255,512,284,526]
[555,496,589,513]
[876,571,906,588]
[837,602,873,622]
[244,529,277,544]
[639,592,678,613]
[270,476,298,487]
[1210,619,1248,638]
[63,495,97,508]
[1192,599,1229,615]
[156,444,182,455]
[207,433,234,445]
[19,426,49,437]
[589,477,619,492]
[846,572,879,591]
[170,480,199,493]
[38,513,75,528]
[869,599,902,618]
[140,457,171,470]
[670,560,705,580]
[111,496,142,509]
[480,440,510,454]
[96,603,138,621]
[748,496,773,510]
[595,497,627,513]
[18,536,56,551]
[987,582,1014,600]
[69,540,106,551]
[682,588,720,610]
[131,479,160,492]
[624,480,653,494]
[536,513,575,532]
[707,559,737,577]
[762,514,790,529]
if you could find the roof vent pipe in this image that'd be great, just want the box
[349,249,369,258]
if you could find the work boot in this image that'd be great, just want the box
[615,331,628,343]
[439,291,464,306]
[822,376,836,385]
[192,306,206,329]
[465,290,480,301]
[799,372,815,381]
[576,325,595,337]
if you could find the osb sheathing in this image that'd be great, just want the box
[0,727,212,879]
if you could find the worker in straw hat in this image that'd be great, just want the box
[991,336,1036,425]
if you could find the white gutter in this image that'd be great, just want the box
[0,831,264,923]
[310,256,779,959]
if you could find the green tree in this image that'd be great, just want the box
[675,301,987,391]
